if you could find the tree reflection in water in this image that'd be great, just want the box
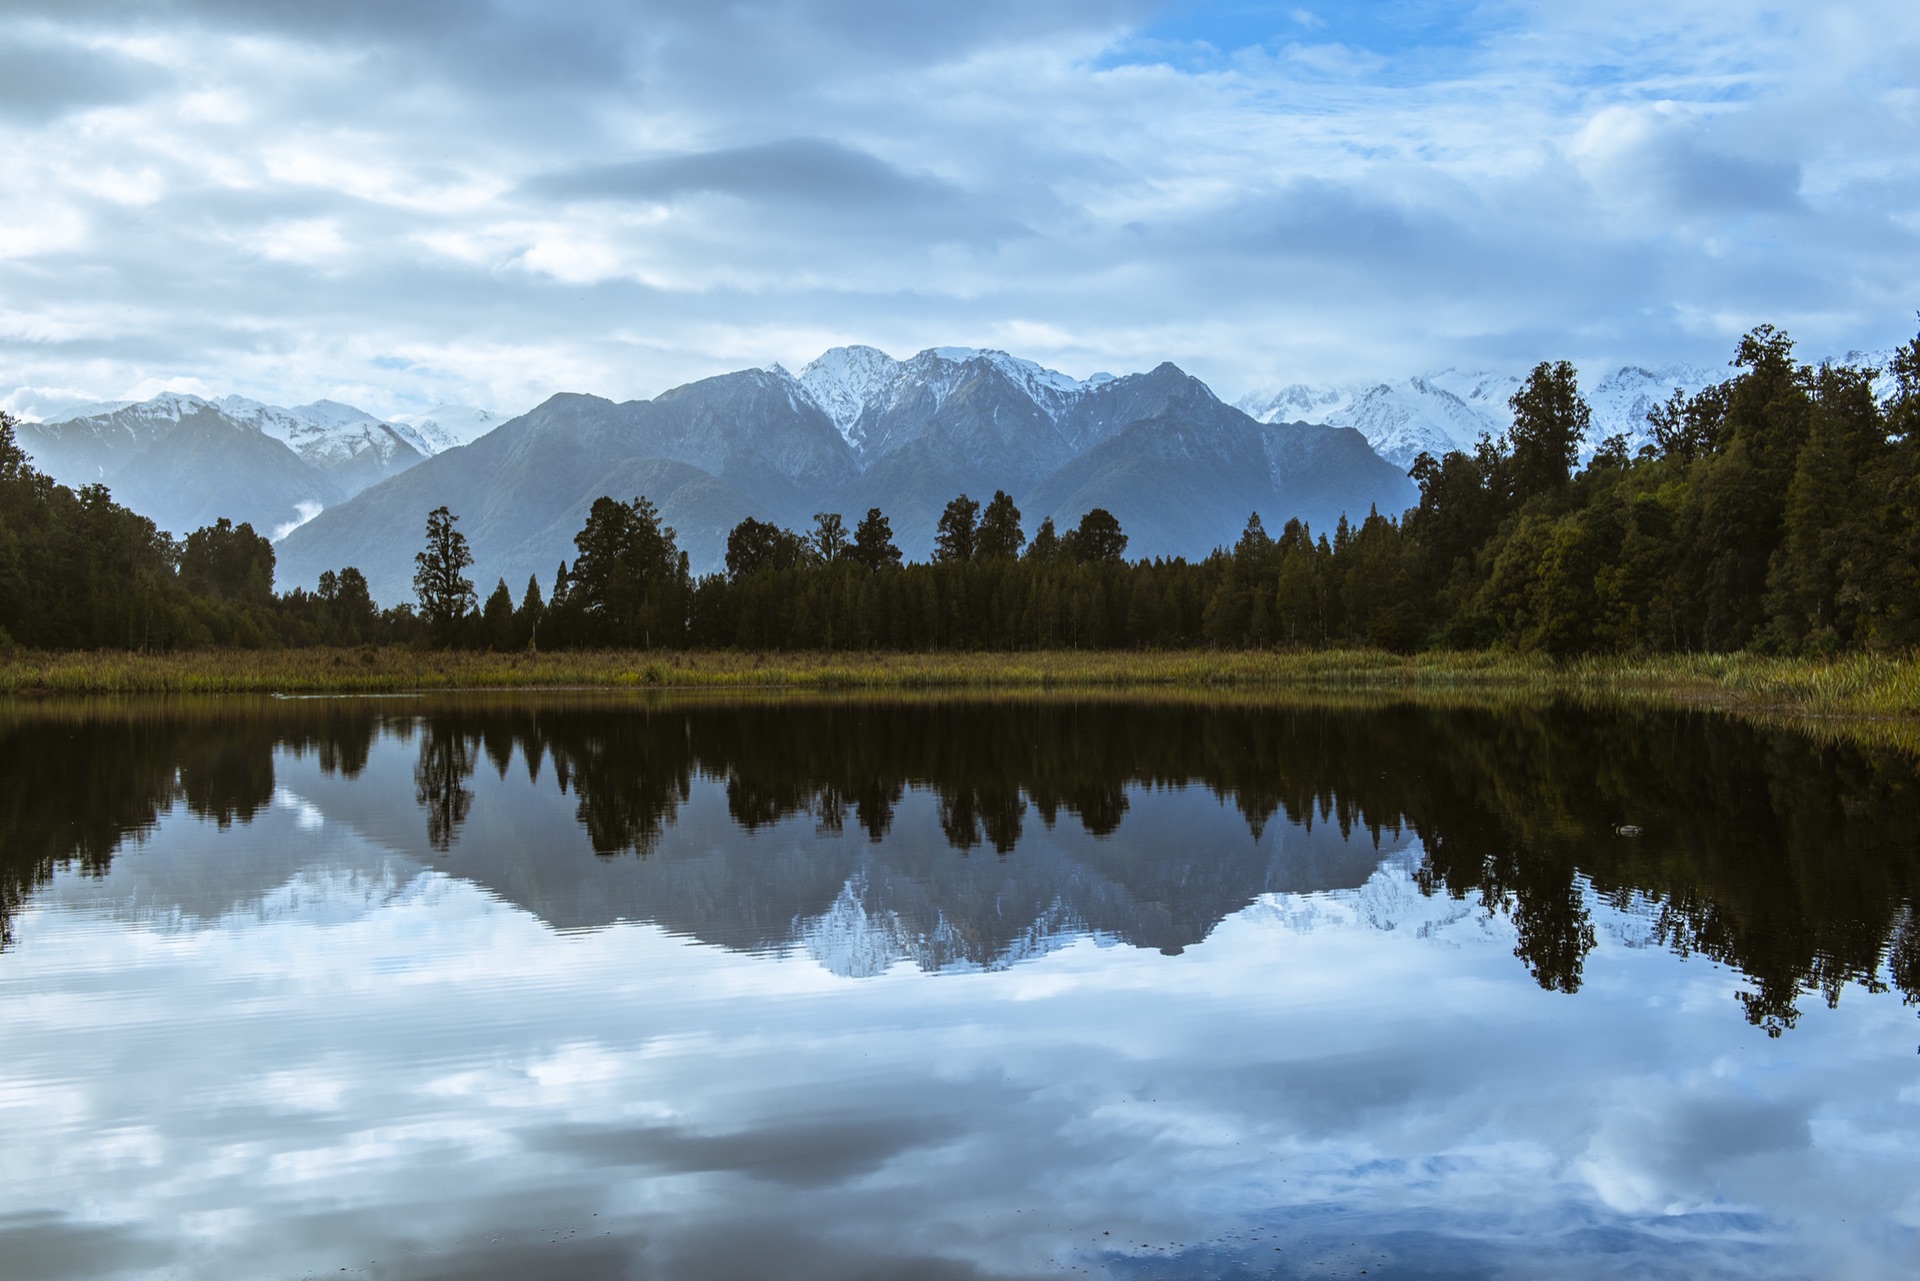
[2,696,1917,1033]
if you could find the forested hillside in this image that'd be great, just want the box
[5,325,1916,657]
[489,325,1920,656]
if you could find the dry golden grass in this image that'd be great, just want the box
[4,647,1920,754]
[0,645,1916,710]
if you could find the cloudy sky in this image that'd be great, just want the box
[2,0,1917,419]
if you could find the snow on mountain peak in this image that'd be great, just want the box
[795,346,904,446]
[1239,362,1725,467]
[388,404,509,455]
[793,344,1099,448]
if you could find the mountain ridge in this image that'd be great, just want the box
[275,349,1422,602]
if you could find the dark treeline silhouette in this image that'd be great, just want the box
[430,324,1920,655]
[4,698,1916,1029]
[9,323,1919,656]
[0,411,424,649]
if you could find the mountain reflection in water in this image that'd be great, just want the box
[2,696,1916,1029]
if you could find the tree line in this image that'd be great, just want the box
[0,416,429,649]
[4,699,1916,1026]
[5,321,1918,655]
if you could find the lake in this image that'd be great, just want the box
[1,694,1917,1280]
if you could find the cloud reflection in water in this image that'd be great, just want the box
[0,699,1915,1279]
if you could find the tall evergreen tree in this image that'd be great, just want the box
[850,508,902,572]
[1062,508,1128,563]
[413,506,477,646]
[1025,517,1060,562]
[569,495,690,647]
[1507,360,1590,502]
[934,494,980,563]
[516,574,545,650]
[977,490,1025,559]
[481,578,515,650]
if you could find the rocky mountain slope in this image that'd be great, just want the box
[277,348,1419,603]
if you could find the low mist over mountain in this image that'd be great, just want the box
[276,347,1419,603]
[9,393,512,540]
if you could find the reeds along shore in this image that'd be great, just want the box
[4,647,1920,719]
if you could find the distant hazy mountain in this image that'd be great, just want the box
[11,392,523,540]
[278,348,1419,603]
[20,394,348,538]
[1237,364,1724,467]
[389,404,513,456]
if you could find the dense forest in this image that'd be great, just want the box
[4,323,1917,656]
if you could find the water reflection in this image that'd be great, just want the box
[3,697,1917,1027]
[2,695,1919,1279]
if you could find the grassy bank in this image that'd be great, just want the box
[4,646,1920,717]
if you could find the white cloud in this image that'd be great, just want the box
[3,732,1915,1278]
[0,1,1913,413]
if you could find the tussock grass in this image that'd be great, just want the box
[5,648,1920,755]
[3,646,1919,712]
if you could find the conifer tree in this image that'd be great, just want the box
[977,490,1025,559]
[850,507,902,571]
[1025,517,1059,562]
[935,494,980,562]
[481,578,515,650]
[1062,508,1127,563]
[1507,360,1590,502]
[413,506,476,646]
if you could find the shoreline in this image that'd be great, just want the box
[3,647,1918,716]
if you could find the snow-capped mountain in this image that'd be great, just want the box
[389,404,512,456]
[279,348,1417,602]
[792,345,1113,452]
[791,345,903,448]
[211,395,421,479]
[1238,364,1722,467]
[13,392,431,540]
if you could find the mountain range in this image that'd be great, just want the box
[1239,348,1901,467]
[22,344,1876,607]
[259,347,1414,602]
[13,394,507,540]
[1236,364,1722,467]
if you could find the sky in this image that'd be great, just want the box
[1,0,1917,420]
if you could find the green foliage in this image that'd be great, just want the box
[0,411,210,649]
[1025,517,1059,562]
[1061,507,1128,563]
[7,321,1920,661]
[413,506,476,646]
[179,518,275,605]
[934,493,980,563]
[556,494,690,648]
[977,490,1025,560]
[1507,360,1590,501]
[850,507,902,572]
[725,515,810,580]
[810,512,849,564]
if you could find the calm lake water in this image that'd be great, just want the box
[2,695,1918,1280]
